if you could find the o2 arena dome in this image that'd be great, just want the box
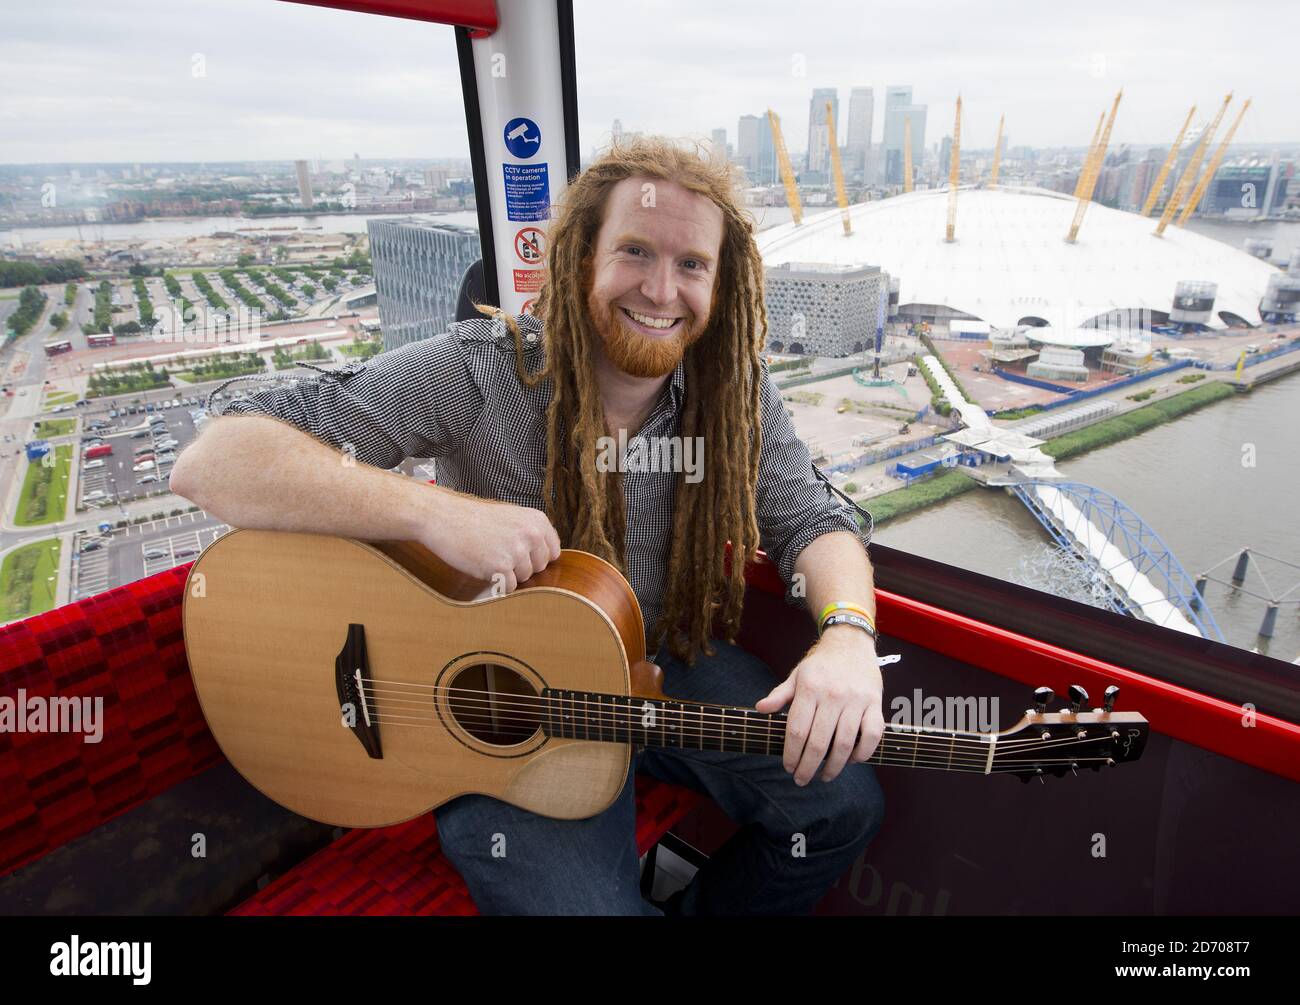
[757,185,1280,330]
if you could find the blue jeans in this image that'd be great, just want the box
[433,638,886,915]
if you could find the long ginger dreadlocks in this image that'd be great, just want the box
[476,135,770,664]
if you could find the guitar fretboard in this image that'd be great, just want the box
[540,688,997,773]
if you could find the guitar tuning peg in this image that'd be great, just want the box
[1068,684,1088,713]
[1103,685,1119,712]
[1033,687,1054,713]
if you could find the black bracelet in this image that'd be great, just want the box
[820,612,879,643]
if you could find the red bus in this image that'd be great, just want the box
[86,333,117,348]
[84,443,114,459]
[43,340,73,356]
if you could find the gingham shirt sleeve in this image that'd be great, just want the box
[754,362,872,592]
[209,330,483,470]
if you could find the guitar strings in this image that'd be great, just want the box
[363,674,1110,747]
[359,684,1110,755]
[356,680,1115,755]
[354,710,1113,773]
[359,690,1097,759]
[352,698,1118,767]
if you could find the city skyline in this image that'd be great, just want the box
[2,0,1295,164]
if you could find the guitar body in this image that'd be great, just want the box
[182,529,647,828]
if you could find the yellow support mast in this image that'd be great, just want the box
[1140,104,1196,217]
[1156,92,1232,237]
[1066,89,1123,244]
[989,114,1004,188]
[825,100,852,236]
[767,108,802,225]
[1074,112,1104,199]
[903,116,914,193]
[1178,99,1250,226]
[945,96,962,242]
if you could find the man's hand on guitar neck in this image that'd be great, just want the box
[755,626,884,786]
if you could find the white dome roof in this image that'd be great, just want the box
[757,185,1278,330]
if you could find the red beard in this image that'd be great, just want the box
[586,290,711,379]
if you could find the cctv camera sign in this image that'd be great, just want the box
[503,117,542,158]
[502,118,550,222]
[469,0,571,314]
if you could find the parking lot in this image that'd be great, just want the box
[72,511,232,601]
[76,389,240,511]
[78,398,196,508]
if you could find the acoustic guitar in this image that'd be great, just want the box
[182,529,1149,828]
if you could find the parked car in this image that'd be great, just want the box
[109,409,118,418]
[132,461,156,473]
[174,546,198,558]
[81,490,107,502]
[149,415,167,425]
[80,540,104,553]
[137,474,159,484]
[82,459,106,471]
[143,548,168,560]
[145,403,155,412]
[157,439,180,450]
[131,429,150,438]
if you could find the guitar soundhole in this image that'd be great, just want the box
[448,663,542,746]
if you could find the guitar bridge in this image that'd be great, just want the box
[335,623,382,759]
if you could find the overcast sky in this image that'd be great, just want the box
[1,0,1293,164]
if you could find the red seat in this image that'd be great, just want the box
[0,563,704,915]
[230,774,701,916]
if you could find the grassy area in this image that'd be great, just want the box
[339,339,383,358]
[1041,380,1235,462]
[992,405,1044,420]
[860,469,979,526]
[0,538,62,621]
[43,390,78,406]
[15,444,73,526]
[36,418,76,437]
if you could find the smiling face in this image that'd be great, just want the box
[584,175,725,379]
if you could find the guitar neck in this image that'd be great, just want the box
[541,688,1000,774]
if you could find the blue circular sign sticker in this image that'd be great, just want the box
[503,117,542,159]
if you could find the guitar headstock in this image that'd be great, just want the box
[996,685,1148,783]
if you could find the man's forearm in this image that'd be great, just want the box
[168,414,432,543]
[793,531,877,638]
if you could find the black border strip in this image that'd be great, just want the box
[454,24,500,307]
[556,0,581,183]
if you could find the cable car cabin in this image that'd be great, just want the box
[2,1,1296,917]
[1,537,1297,915]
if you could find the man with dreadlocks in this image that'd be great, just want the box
[171,136,885,915]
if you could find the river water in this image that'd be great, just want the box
[874,369,1300,661]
